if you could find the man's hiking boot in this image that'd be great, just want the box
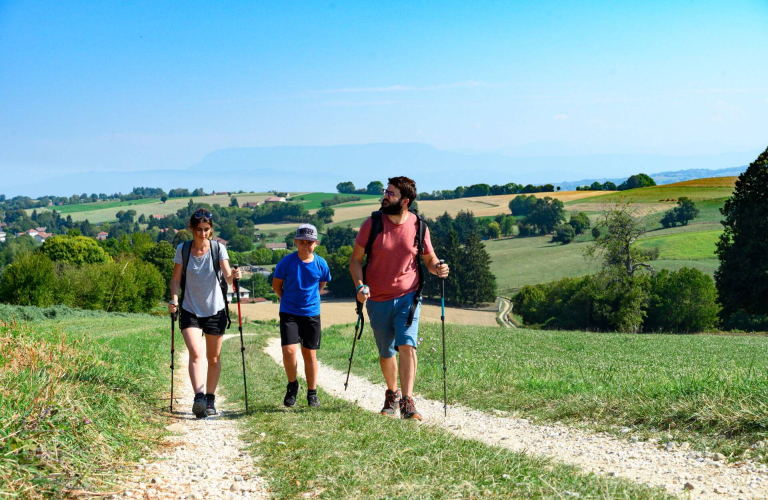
[380,389,402,416]
[307,393,320,408]
[284,381,299,407]
[205,394,217,416]
[192,392,207,419]
[399,395,423,421]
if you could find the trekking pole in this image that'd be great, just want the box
[170,310,177,412]
[344,301,365,390]
[439,260,448,417]
[233,266,249,414]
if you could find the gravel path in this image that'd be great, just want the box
[109,335,269,500]
[265,336,768,499]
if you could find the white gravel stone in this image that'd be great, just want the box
[113,335,268,499]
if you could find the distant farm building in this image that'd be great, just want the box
[96,232,109,241]
[214,237,229,246]
[265,242,287,251]
[242,201,261,208]
[264,197,286,203]
[226,284,250,302]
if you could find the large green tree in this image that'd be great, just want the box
[322,225,357,253]
[715,146,768,317]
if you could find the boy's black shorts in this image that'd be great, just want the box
[180,308,228,336]
[280,312,322,349]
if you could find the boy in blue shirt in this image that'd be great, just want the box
[272,224,331,407]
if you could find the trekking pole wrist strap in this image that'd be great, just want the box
[356,284,368,292]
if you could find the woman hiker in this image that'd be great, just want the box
[168,208,241,418]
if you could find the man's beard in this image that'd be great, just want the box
[381,199,404,215]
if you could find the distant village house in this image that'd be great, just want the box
[264,242,287,251]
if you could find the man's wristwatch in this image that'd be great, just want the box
[169,300,178,306]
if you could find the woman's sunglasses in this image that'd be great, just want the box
[193,211,213,220]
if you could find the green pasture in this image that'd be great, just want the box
[319,322,768,460]
[293,192,380,210]
[635,229,722,260]
[51,197,158,214]
[39,192,272,224]
[572,185,734,204]
[218,327,671,499]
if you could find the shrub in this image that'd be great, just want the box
[0,252,57,307]
[645,268,720,333]
[40,235,111,265]
[551,224,575,244]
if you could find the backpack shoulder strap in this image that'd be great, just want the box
[364,211,384,259]
[211,240,221,277]
[406,214,428,328]
[179,240,193,309]
[210,240,231,329]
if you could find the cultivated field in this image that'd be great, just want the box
[574,183,735,203]
[39,192,274,224]
[234,297,499,327]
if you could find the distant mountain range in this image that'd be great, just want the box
[3,143,758,198]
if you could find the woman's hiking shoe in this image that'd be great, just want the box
[380,389,402,416]
[284,381,299,407]
[307,393,320,407]
[205,394,217,416]
[399,395,422,421]
[192,393,207,419]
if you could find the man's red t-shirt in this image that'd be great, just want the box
[355,212,434,302]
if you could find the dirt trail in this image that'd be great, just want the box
[110,335,268,499]
[265,336,768,499]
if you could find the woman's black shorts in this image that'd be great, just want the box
[180,308,228,336]
[280,312,322,349]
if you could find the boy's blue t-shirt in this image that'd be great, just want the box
[273,252,331,317]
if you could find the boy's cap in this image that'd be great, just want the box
[295,224,318,241]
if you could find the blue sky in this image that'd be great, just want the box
[1,0,767,178]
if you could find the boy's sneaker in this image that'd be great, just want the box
[205,394,217,416]
[284,381,299,407]
[399,395,423,421]
[192,393,207,419]
[380,389,402,416]
[307,393,320,407]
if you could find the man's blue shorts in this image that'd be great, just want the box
[366,291,421,359]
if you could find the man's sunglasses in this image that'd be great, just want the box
[193,211,213,220]
[381,189,397,198]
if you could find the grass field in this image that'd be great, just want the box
[0,310,170,498]
[51,197,159,214]
[487,222,723,293]
[39,192,273,224]
[318,322,768,460]
[635,229,722,260]
[293,192,381,210]
[218,326,671,499]
[573,184,735,204]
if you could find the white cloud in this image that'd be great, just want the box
[553,114,568,121]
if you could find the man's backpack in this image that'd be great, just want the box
[363,209,427,327]
[179,239,231,329]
